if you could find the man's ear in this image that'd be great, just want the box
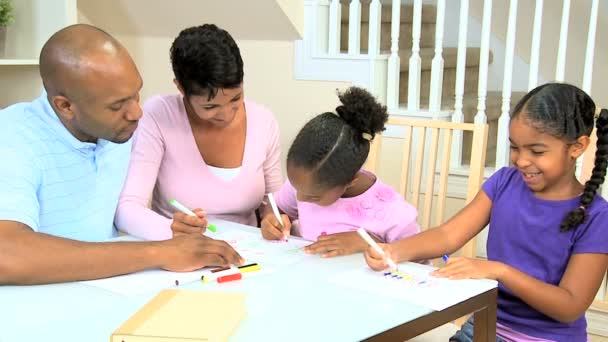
[570,135,591,159]
[51,95,75,121]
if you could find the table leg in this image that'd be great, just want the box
[473,288,497,342]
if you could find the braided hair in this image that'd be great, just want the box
[287,87,388,189]
[511,83,608,231]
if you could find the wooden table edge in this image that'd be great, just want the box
[363,287,498,341]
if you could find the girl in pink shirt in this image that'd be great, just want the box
[115,25,282,240]
[261,87,420,257]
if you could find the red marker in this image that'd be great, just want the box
[217,272,242,283]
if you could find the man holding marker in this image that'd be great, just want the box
[0,24,242,285]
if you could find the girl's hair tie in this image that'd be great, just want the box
[362,132,373,141]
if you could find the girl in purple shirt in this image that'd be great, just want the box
[261,87,421,257]
[365,83,608,341]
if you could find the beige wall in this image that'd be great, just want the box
[0,67,42,108]
[276,0,305,38]
[77,0,302,41]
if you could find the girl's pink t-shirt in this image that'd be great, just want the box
[274,172,420,242]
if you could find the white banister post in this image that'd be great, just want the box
[386,0,401,110]
[555,0,570,82]
[450,0,469,169]
[582,0,599,93]
[407,0,422,111]
[348,0,362,55]
[328,0,341,55]
[474,0,492,125]
[578,0,599,179]
[312,0,332,55]
[528,0,543,90]
[429,0,446,115]
[368,0,382,57]
[496,0,518,169]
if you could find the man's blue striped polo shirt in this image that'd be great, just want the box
[0,92,132,241]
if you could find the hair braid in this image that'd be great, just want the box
[560,109,608,231]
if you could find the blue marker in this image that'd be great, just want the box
[442,254,449,262]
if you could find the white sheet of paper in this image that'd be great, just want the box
[79,266,273,296]
[79,230,308,296]
[212,230,311,265]
[79,269,207,296]
[330,263,497,311]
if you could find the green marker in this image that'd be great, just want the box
[169,199,217,232]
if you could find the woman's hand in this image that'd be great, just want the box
[170,209,208,237]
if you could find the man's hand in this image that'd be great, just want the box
[159,234,244,271]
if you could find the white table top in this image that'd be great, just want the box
[0,220,489,342]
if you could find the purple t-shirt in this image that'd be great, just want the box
[483,167,608,341]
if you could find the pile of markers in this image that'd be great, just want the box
[201,263,261,284]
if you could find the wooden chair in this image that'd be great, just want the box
[364,117,489,259]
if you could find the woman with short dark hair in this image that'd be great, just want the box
[115,24,282,240]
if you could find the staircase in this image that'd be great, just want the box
[339,2,525,167]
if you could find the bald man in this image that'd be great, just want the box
[0,24,243,285]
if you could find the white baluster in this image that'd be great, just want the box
[582,0,599,93]
[386,0,401,110]
[407,0,422,111]
[528,0,543,90]
[328,0,341,55]
[312,0,331,56]
[474,0,492,124]
[578,0,599,179]
[555,0,570,82]
[368,0,382,57]
[429,0,446,114]
[450,0,469,169]
[348,0,362,55]
[496,0,518,169]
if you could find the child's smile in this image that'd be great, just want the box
[521,171,542,185]
[508,114,585,200]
